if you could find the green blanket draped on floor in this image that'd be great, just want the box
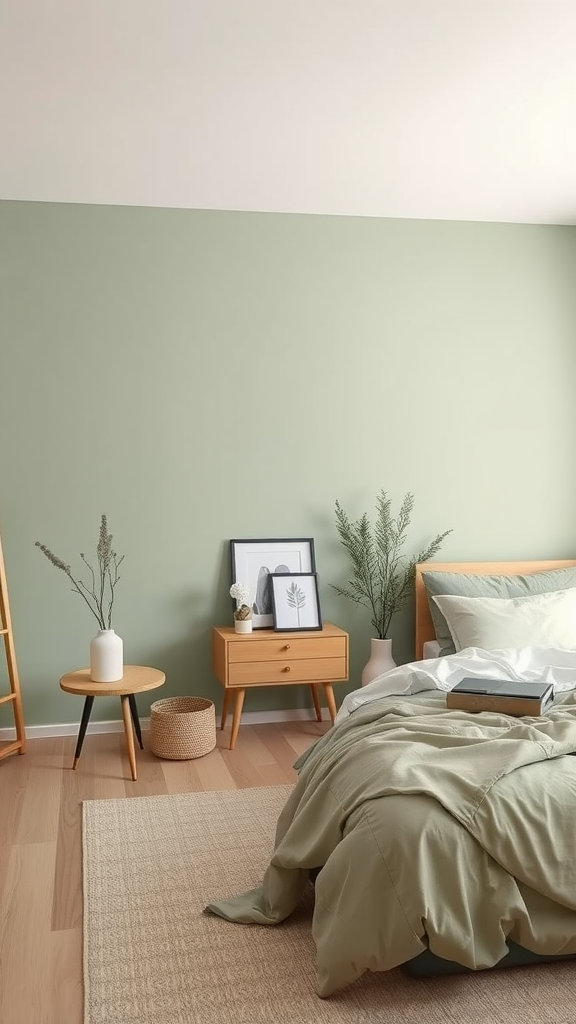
[206,691,576,996]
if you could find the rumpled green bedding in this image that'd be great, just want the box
[206,691,576,996]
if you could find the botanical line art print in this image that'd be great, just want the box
[285,580,306,626]
[270,571,322,631]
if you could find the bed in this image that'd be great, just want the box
[206,559,576,996]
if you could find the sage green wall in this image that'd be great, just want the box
[0,201,575,728]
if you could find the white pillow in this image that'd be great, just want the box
[431,588,576,652]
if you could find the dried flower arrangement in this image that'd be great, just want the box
[35,514,124,630]
[229,582,252,621]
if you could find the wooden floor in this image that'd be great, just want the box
[0,718,330,1024]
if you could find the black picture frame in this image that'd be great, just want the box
[270,572,323,632]
[230,538,316,629]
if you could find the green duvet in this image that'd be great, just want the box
[206,691,576,996]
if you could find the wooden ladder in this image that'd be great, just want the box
[0,531,26,760]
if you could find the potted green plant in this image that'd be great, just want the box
[331,490,452,683]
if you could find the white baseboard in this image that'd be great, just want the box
[0,705,332,742]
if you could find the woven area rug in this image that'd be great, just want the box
[83,785,576,1024]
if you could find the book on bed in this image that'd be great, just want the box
[446,678,554,716]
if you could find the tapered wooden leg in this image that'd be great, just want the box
[322,684,338,725]
[309,684,322,722]
[229,689,245,750]
[121,695,138,781]
[72,696,95,769]
[128,693,144,749]
[221,689,232,730]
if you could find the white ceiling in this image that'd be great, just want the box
[2,0,576,224]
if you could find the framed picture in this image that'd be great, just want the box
[230,538,316,629]
[270,572,323,632]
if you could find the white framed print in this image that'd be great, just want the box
[230,538,316,629]
[270,572,323,632]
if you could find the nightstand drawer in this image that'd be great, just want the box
[228,636,346,663]
[228,657,347,687]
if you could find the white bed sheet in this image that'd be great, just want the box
[335,646,576,724]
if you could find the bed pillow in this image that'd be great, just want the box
[431,588,576,653]
[421,566,576,656]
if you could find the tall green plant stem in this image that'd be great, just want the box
[331,490,452,640]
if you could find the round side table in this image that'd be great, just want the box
[59,665,166,781]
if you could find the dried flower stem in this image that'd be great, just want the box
[35,514,124,630]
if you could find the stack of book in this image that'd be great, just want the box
[446,678,554,717]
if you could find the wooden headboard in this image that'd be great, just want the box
[414,559,576,660]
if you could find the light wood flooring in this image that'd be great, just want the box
[0,719,330,1024]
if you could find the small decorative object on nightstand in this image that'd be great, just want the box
[211,622,349,750]
[230,581,253,633]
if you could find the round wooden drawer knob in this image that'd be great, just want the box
[283,666,291,672]
[284,644,291,650]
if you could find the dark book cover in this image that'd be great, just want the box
[451,677,553,701]
[447,677,554,717]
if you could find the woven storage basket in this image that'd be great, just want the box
[149,696,216,760]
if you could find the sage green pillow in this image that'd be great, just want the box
[422,566,576,656]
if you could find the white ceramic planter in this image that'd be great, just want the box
[89,629,124,682]
[234,619,253,634]
[361,637,396,686]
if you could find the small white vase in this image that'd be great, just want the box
[90,629,124,682]
[234,619,253,634]
[361,637,397,686]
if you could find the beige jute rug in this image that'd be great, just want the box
[83,784,576,1024]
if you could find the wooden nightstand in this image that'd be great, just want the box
[211,622,349,749]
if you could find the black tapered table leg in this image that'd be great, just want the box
[128,692,144,749]
[72,695,95,769]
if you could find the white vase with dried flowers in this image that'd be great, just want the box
[229,582,253,633]
[36,514,125,682]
